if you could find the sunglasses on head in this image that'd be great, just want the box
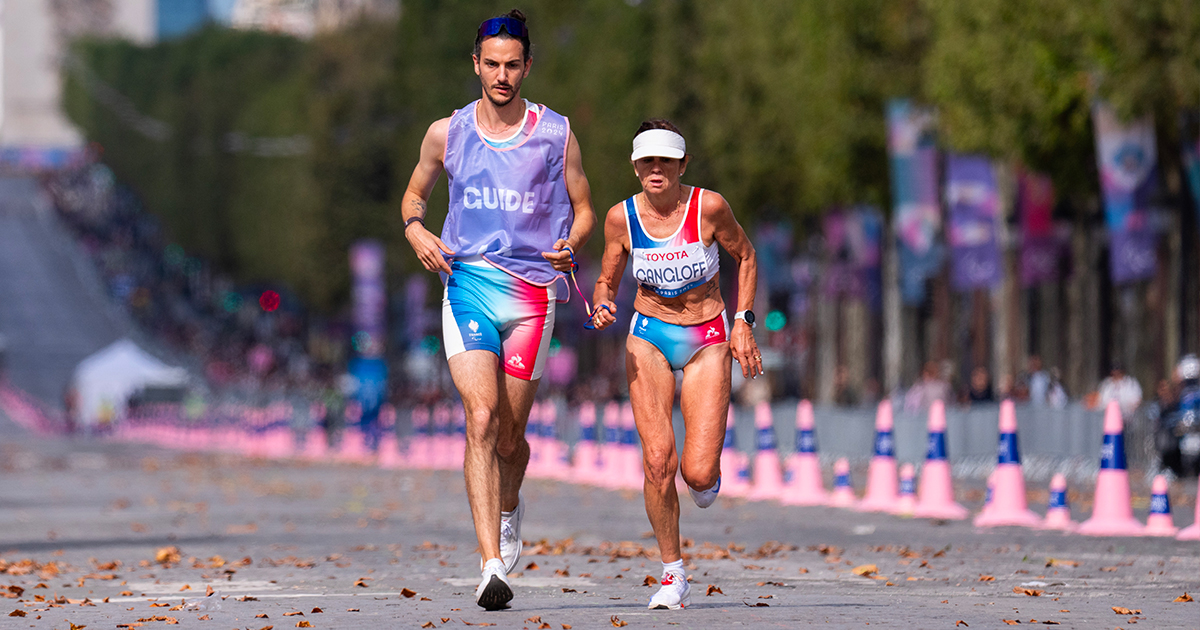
[477,16,528,39]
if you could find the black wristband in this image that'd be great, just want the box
[404,216,425,230]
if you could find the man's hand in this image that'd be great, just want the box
[730,320,762,379]
[406,222,454,274]
[541,239,576,274]
[590,301,618,330]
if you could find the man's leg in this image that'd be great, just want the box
[497,373,539,513]
[626,336,682,563]
[448,350,505,563]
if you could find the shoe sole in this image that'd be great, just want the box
[476,575,513,611]
[649,593,691,610]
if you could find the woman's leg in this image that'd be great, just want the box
[678,342,732,494]
[626,335,682,563]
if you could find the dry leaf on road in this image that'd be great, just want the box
[610,615,628,627]
[852,564,878,577]
[706,585,723,596]
[642,575,657,586]
[1174,593,1193,602]
[1013,586,1043,596]
[979,575,995,582]
[295,622,312,628]
[1112,606,1141,615]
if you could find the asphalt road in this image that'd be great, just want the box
[1,407,1197,630]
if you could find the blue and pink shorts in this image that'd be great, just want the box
[629,311,729,371]
[442,260,556,381]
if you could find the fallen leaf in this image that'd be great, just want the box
[538,624,552,630]
[1100,566,1119,572]
[70,624,87,630]
[561,588,577,593]
[420,597,432,601]
[296,622,312,628]
[178,584,191,592]
[610,615,628,627]
[238,596,259,602]
[759,595,773,599]
[1001,620,1020,625]
[955,622,968,627]
[1044,558,1079,568]
[311,607,323,613]
[346,609,360,612]
[562,625,572,629]
[283,611,304,617]
[979,575,996,582]
[205,585,214,597]
[526,618,543,624]
[9,610,27,617]
[1041,622,1059,625]
[1013,586,1044,597]
[420,623,434,629]
[155,546,181,565]
[525,562,540,571]
[120,591,133,596]
[1059,610,1070,613]
[401,588,417,598]
[643,575,658,586]
[353,579,370,588]
[256,614,269,618]
[1112,607,1140,615]
[197,615,210,620]
[742,601,769,607]
[706,585,723,596]
[1174,593,1193,602]
[442,618,451,623]
[798,567,809,574]
[852,564,878,577]
[554,569,569,577]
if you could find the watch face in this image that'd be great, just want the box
[743,310,755,325]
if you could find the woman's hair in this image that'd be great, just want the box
[634,118,684,139]
[474,9,531,62]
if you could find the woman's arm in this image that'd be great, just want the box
[707,192,762,379]
[589,204,630,330]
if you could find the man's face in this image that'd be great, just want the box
[473,37,530,108]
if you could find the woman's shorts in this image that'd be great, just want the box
[629,311,729,371]
[442,260,556,381]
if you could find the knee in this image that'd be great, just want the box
[681,459,719,492]
[496,433,527,459]
[464,408,497,445]
[641,445,678,487]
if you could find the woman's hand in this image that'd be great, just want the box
[730,320,762,379]
[590,301,618,330]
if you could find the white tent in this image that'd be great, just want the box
[72,339,189,427]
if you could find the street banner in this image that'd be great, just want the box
[1182,113,1200,234]
[1092,102,1158,284]
[822,206,882,307]
[945,154,1001,291]
[1018,170,1062,287]
[350,240,387,358]
[887,99,944,304]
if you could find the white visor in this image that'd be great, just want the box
[631,129,686,161]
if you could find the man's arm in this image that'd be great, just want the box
[541,131,596,273]
[402,118,454,275]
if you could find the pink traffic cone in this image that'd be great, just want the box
[829,458,857,507]
[377,431,403,469]
[338,427,369,462]
[973,400,1041,528]
[406,406,431,469]
[542,402,573,480]
[913,400,969,520]
[1176,483,1200,540]
[749,402,785,501]
[719,406,752,497]
[858,400,899,512]
[1077,401,1145,536]
[571,402,602,484]
[1143,475,1178,537]
[893,463,917,516]
[1038,473,1077,532]
[782,400,828,506]
[618,402,644,490]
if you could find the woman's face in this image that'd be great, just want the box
[633,155,688,196]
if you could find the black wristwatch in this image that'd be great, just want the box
[734,310,756,328]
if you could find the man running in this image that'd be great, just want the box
[591,119,760,610]
[400,9,596,611]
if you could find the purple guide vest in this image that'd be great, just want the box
[442,100,573,287]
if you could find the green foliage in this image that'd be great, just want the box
[62,1,1200,312]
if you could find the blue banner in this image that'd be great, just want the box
[946,154,1002,291]
[1093,102,1158,284]
[888,99,945,304]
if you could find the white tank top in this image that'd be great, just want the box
[624,186,720,298]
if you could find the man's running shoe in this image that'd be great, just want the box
[475,558,513,611]
[688,476,720,508]
[648,569,690,610]
[499,492,524,573]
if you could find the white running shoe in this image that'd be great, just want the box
[688,476,720,508]
[648,569,691,610]
[475,558,513,611]
[499,492,524,574]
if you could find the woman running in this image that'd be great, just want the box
[591,119,761,610]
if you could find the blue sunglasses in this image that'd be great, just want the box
[477,16,528,39]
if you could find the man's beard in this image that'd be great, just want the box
[484,82,519,107]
